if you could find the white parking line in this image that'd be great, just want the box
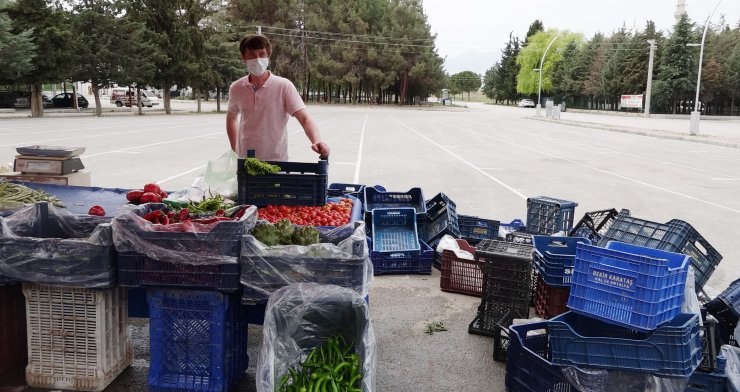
[82,132,223,158]
[156,165,207,185]
[353,115,368,184]
[442,120,740,214]
[463,119,740,181]
[391,116,526,200]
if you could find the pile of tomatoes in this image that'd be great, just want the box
[258,198,354,226]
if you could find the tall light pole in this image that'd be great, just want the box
[644,39,657,117]
[536,34,559,117]
[688,0,722,136]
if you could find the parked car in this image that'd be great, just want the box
[110,88,157,107]
[518,99,535,108]
[52,93,89,108]
[0,91,21,108]
[12,93,53,109]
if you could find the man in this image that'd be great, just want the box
[226,34,330,161]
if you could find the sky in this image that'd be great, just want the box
[423,0,740,60]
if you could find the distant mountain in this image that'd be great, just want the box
[444,50,500,76]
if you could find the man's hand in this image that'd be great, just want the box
[311,142,330,158]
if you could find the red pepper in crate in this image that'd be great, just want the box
[88,205,105,216]
[143,210,169,225]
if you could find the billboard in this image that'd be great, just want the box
[620,94,643,109]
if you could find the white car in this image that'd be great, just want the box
[518,99,535,108]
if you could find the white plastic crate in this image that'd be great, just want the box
[23,283,132,391]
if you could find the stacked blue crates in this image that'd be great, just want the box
[363,187,433,275]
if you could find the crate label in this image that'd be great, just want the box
[589,268,635,291]
[564,268,572,275]
[472,227,489,235]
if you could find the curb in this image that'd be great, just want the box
[530,117,740,149]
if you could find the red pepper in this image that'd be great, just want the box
[88,205,105,216]
[178,208,190,222]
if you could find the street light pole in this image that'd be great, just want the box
[689,0,722,135]
[644,39,656,117]
[536,34,559,117]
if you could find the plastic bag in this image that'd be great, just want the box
[562,367,689,392]
[0,202,115,288]
[435,234,474,260]
[256,283,376,392]
[191,150,238,199]
[724,344,740,392]
[240,221,373,304]
[111,203,257,266]
[683,266,702,325]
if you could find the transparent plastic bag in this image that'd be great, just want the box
[111,203,257,265]
[683,266,702,325]
[0,202,115,287]
[724,345,740,392]
[191,150,238,199]
[562,367,689,392]
[257,283,376,392]
[240,221,373,304]
[435,234,474,260]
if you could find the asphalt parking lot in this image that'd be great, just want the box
[1,103,739,391]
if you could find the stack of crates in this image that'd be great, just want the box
[23,284,132,391]
[525,196,578,235]
[0,284,26,378]
[468,239,533,337]
[597,212,723,292]
[531,236,590,319]
[364,187,433,275]
[551,242,701,376]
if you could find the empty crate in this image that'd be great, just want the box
[568,241,690,331]
[148,289,249,392]
[526,196,578,235]
[457,215,500,245]
[440,239,483,296]
[421,193,460,248]
[24,284,131,391]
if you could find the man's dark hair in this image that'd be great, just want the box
[239,35,272,56]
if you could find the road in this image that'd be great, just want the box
[1,103,739,391]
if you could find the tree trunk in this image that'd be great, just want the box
[399,68,408,105]
[164,86,172,114]
[731,95,735,116]
[216,87,221,112]
[197,90,202,113]
[137,86,143,115]
[31,82,43,118]
[93,86,103,117]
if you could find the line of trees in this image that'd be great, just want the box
[484,17,740,115]
[0,0,445,117]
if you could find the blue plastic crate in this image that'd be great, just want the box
[420,193,460,248]
[370,208,420,252]
[505,321,577,392]
[458,215,499,244]
[549,311,702,377]
[148,289,249,392]
[597,214,722,292]
[363,187,426,217]
[500,218,526,233]
[686,370,727,392]
[368,237,434,275]
[526,196,578,235]
[532,236,591,287]
[568,241,690,331]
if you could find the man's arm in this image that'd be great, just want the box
[226,111,239,154]
[294,108,330,157]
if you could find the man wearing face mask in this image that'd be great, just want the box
[226,34,330,161]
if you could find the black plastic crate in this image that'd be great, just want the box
[237,152,328,206]
[699,314,720,372]
[469,240,533,336]
[327,183,364,198]
[705,279,740,347]
[526,196,578,235]
[505,231,533,244]
[458,215,499,245]
[597,214,722,292]
[117,253,240,292]
[505,322,577,392]
[420,193,460,247]
[493,309,526,362]
[363,187,426,217]
[568,208,620,242]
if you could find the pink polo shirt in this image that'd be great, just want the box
[227,72,306,161]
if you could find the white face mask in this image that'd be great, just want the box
[246,57,269,76]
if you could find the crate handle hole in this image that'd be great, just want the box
[693,241,708,257]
